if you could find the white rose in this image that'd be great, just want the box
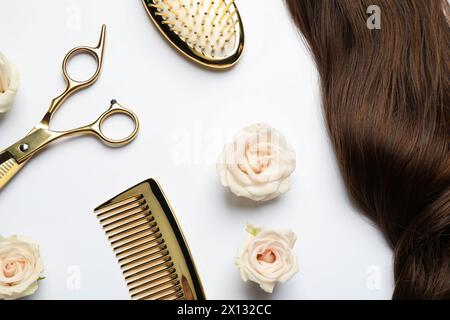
[0,235,44,300]
[0,52,19,113]
[236,224,298,293]
[217,124,296,201]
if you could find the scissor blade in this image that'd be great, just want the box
[0,152,24,190]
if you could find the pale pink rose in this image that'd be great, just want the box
[0,52,19,113]
[0,235,43,300]
[236,224,298,293]
[217,124,296,201]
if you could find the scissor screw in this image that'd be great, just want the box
[19,144,29,152]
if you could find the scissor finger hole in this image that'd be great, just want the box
[99,113,137,142]
[65,51,99,83]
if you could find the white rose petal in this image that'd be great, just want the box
[0,52,19,113]
[217,124,296,202]
[236,224,298,293]
[0,235,44,300]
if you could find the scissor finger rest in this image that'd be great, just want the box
[90,100,140,148]
[43,25,106,124]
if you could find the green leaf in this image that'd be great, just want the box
[245,223,262,236]
[38,276,46,281]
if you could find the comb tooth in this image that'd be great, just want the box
[120,249,170,272]
[130,274,179,295]
[130,275,179,297]
[97,200,147,221]
[157,290,185,301]
[123,256,172,278]
[123,256,173,278]
[115,234,163,258]
[165,293,186,300]
[103,210,152,232]
[104,216,154,237]
[127,268,177,290]
[119,247,168,266]
[99,204,149,225]
[114,230,161,253]
[111,227,160,249]
[132,282,182,300]
[147,286,184,301]
[119,244,167,265]
[98,204,151,227]
[133,283,182,300]
[108,223,156,243]
[95,195,143,215]
[126,265,176,284]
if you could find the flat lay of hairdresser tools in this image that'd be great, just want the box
[5,0,442,301]
[0,25,140,190]
[94,179,206,300]
[142,0,245,69]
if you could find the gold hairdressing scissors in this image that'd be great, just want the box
[0,25,139,190]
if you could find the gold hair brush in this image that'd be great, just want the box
[94,179,205,300]
[142,0,245,69]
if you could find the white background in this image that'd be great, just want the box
[0,0,393,299]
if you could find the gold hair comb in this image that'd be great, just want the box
[94,179,205,300]
[142,0,245,69]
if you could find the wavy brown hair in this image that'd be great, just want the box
[286,0,450,299]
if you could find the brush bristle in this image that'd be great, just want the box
[150,0,240,59]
